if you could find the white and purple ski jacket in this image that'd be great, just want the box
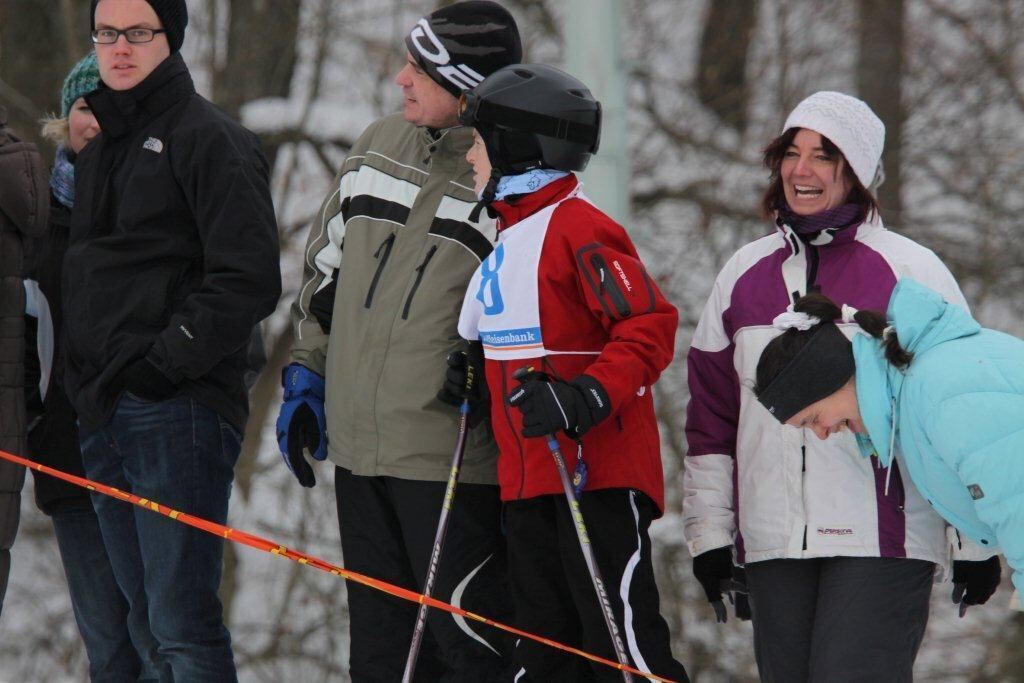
[683,214,984,572]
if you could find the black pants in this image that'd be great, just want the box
[745,557,934,683]
[506,489,689,682]
[335,467,513,682]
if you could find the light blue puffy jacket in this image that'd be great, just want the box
[853,278,1024,592]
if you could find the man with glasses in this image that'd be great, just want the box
[278,2,521,679]
[62,1,281,679]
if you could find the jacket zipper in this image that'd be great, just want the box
[801,239,816,552]
[806,243,820,291]
[892,459,905,511]
[364,233,395,308]
[590,253,632,317]
[401,245,437,319]
[501,366,527,500]
[801,435,808,551]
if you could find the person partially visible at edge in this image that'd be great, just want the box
[455,63,690,682]
[754,279,1019,613]
[277,2,519,679]
[682,90,1000,682]
[62,1,281,680]
[0,107,48,616]
[26,51,165,680]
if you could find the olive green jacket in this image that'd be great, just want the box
[291,113,499,483]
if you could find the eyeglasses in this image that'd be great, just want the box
[91,28,167,44]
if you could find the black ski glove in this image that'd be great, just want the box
[121,357,178,402]
[952,556,1002,616]
[507,374,611,438]
[437,342,489,428]
[692,546,748,623]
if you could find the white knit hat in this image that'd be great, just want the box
[782,91,885,188]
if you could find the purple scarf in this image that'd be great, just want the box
[777,202,863,236]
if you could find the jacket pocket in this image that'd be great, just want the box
[402,245,438,319]
[364,233,395,308]
[575,242,658,321]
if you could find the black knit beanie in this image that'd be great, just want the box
[405,1,522,98]
[91,0,189,53]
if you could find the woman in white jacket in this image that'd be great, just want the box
[682,91,999,682]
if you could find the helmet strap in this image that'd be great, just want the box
[469,167,502,222]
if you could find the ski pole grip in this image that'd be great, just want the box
[460,357,473,416]
[463,355,475,394]
[512,365,548,385]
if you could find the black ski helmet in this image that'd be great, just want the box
[458,63,602,175]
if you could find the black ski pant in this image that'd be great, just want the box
[335,467,514,682]
[505,489,689,682]
[745,556,934,683]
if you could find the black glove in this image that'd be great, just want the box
[121,357,178,402]
[952,556,1002,617]
[507,374,611,438]
[693,546,748,623]
[436,342,489,428]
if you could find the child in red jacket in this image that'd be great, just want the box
[443,63,688,683]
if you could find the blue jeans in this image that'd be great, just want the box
[52,506,165,682]
[80,394,240,682]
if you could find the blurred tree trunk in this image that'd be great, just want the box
[0,0,92,150]
[696,0,758,133]
[857,0,904,225]
[217,0,300,114]
[215,0,301,169]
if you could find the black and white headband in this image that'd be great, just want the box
[756,306,856,423]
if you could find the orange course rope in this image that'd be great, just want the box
[0,448,679,683]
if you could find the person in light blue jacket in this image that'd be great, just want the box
[754,277,1023,608]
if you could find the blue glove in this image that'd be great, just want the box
[276,363,328,487]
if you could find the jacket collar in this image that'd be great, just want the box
[888,278,980,355]
[87,52,195,140]
[852,278,981,466]
[853,332,902,466]
[492,174,579,231]
[777,211,884,251]
[421,124,473,155]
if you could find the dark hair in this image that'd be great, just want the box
[754,292,913,397]
[760,127,880,222]
[851,308,914,369]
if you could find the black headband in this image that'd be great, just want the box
[756,323,855,423]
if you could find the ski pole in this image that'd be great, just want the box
[402,355,476,683]
[512,366,635,683]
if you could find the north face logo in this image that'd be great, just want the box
[143,137,164,154]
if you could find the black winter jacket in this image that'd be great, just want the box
[0,106,47,456]
[65,53,281,432]
[0,105,47,612]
